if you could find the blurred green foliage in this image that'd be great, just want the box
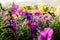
[0,14,60,40]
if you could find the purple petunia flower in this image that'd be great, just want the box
[11,16,18,37]
[37,27,53,40]
[3,16,18,37]
[11,3,18,14]
[24,11,33,21]
[33,10,42,19]
[27,21,41,35]
[44,15,51,21]
[40,15,51,24]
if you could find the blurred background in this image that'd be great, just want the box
[0,0,60,7]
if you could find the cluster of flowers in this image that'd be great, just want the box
[0,3,57,40]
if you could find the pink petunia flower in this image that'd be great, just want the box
[33,10,42,19]
[3,11,8,20]
[11,3,18,14]
[37,27,53,40]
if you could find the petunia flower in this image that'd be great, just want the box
[33,10,42,19]
[3,11,8,20]
[11,17,18,37]
[40,14,51,24]
[37,27,53,40]
[40,18,47,24]
[18,10,24,16]
[3,10,8,15]
[24,11,33,21]
[27,21,41,35]
[2,16,18,37]
[11,3,18,14]
[44,15,51,21]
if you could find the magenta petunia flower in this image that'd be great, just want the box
[33,10,42,19]
[11,3,18,14]
[37,27,53,40]
[18,10,24,16]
